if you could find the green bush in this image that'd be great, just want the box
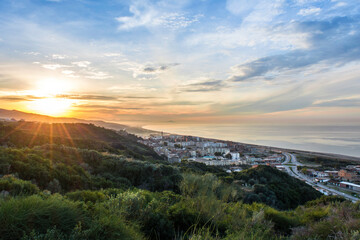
[264,208,299,235]
[0,175,39,196]
[66,190,107,203]
[0,195,85,240]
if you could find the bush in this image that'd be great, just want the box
[0,175,39,196]
[66,190,107,203]
[0,195,85,240]
[264,208,299,235]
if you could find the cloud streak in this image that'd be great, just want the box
[116,1,200,30]
[229,16,360,82]
[178,79,226,92]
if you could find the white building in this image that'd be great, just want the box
[230,152,240,160]
[179,141,195,147]
[206,147,230,155]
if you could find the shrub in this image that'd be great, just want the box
[0,175,39,196]
[66,190,107,203]
[264,208,299,235]
[0,195,85,240]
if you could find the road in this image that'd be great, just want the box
[282,152,359,202]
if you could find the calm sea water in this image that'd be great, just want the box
[144,124,360,158]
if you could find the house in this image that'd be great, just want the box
[167,154,180,163]
[305,169,317,177]
[339,182,360,192]
[338,169,360,182]
[324,170,339,177]
[328,179,341,187]
[315,177,330,183]
[316,171,329,178]
[230,152,240,160]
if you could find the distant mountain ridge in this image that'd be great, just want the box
[0,108,156,136]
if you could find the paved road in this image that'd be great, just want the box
[282,153,359,202]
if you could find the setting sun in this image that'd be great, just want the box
[28,98,73,116]
[25,78,76,116]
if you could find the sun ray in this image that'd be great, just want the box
[0,121,28,141]
[77,123,98,140]
[49,123,53,164]
[59,123,83,164]
[28,122,43,147]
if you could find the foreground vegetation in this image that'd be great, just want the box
[0,121,359,239]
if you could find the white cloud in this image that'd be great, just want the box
[104,53,123,57]
[41,64,67,70]
[295,0,322,5]
[61,70,74,75]
[186,23,310,50]
[333,1,347,8]
[52,54,68,59]
[24,52,40,56]
[226,0,259,16]
[243,0,284,24]
[117,60,179,80]
[298,7,321,16]
[72,61,91,68]
[85,71,112,80]
[61,70,79,78]
[116,1,200,30]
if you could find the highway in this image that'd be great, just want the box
[282,152,359,202]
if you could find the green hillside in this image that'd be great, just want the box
[0,120,359,239]
[0,121,161,161]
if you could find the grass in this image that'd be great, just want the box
[0,195,85,240]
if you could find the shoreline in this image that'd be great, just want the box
[142,126,360,162]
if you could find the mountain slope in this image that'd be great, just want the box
[0,121,161,161]
[0,108,156,135]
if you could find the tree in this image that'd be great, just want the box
[225,153,232,159]
[301,168,308,175]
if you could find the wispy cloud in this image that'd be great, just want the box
[116,0,201,30]
[298,7,321,16]
[41,64,68,70]
[229,16,360,82]
[57,94,119,101]
[72,61,91,68]
[52,54,68,59]
[313,97,360,107]
[117,61,179,80]
[178,79,226,92]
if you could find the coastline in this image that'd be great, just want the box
[143,124,360,162]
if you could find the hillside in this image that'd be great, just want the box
[0,120,359,239]
[232,165,322,209]
[0,121,161,161]
[0,108,156,136]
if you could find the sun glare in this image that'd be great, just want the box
[35,78,72,96]
[29,98,73,116]
[27,78,76,116]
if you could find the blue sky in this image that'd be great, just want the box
[0,0,359,125]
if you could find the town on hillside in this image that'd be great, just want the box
[140,133,360,200]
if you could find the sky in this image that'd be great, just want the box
[0,0,359,126]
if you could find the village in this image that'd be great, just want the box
[140,133,360,197]
[140,133,285,171]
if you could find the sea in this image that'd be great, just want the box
[144,124,360,158]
